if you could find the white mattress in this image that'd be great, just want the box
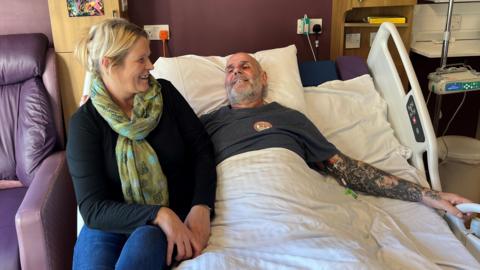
[175,148,479,270]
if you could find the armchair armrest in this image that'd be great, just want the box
[15,151,76,270]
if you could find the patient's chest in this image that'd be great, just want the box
[202,102,336,164]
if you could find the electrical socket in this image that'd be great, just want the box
[143,24,169,40]
[296,18,322,34]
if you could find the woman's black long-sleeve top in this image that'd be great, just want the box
[67,79,216,234]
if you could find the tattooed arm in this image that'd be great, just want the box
[320,152,472,218]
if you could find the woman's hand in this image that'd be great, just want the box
[184,205,211,257]
[152,207,195,266]
[421,190,473,219]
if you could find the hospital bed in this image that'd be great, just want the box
[149,22,480,269]
[75,22,480,269]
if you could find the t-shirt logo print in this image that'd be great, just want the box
[253,121,273,132]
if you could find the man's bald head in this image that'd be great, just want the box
[226,53,263,74]
[224,53,268,109]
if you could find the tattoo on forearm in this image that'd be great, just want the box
[423,190,441,200]
[324,153,431,202]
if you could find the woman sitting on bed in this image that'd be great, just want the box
[200,52,473,218]
[67,19,216,270]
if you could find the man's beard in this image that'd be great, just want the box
[226,76,264,105]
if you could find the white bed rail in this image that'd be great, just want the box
[367,22,441,191]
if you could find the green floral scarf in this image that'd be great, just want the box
[90,75,168,206]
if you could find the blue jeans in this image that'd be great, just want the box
[73,225,168,270]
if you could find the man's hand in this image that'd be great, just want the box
[152,207,195,266]
[184,205,211,257]
[421,190,473,219]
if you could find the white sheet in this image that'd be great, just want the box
[175,148,479,270]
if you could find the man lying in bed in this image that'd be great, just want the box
[200,52,472,219]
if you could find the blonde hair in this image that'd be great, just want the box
[75,18,148,75]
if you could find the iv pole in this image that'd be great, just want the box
[440,0,455,69]
[432,0,455,133]
[429,0,480,135]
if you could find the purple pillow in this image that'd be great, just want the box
[336,56,370,81]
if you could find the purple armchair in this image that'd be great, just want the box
[0,34,76,269]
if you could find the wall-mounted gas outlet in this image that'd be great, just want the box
[296,18,322,34]
[144,24,169,40]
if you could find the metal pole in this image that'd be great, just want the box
[440,0,455,69]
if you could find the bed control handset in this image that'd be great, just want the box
[456,203,480,214]
[454,203,480,237]
[444,203,480,260]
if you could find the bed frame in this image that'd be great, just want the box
[365,22,479,261]
[367,23,438,190]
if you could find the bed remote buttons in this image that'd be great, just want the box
[406,96,425,142]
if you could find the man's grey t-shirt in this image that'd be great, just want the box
[200,102,338,165]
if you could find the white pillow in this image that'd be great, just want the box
[305,75,424,184]
[150,45,306,116]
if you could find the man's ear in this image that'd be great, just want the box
[261,71,268,86]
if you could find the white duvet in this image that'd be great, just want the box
[177,148,449,270]
[175,75,479,269]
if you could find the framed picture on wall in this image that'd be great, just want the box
[67,0,104,17]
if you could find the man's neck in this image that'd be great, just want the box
[231,99,265,110]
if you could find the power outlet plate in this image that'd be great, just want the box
[296,18,322,34]
[144,24,169,40]
[345,33,361,49]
